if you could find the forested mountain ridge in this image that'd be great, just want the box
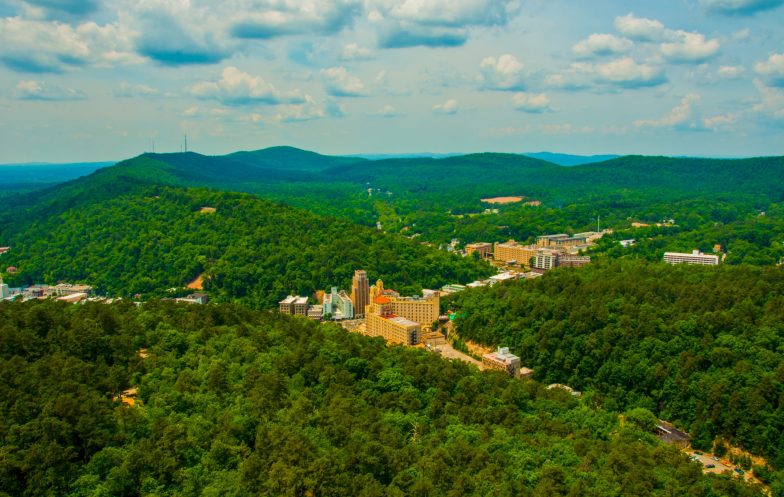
[446,259,784,473]
[0,300,767,496]
[0,186,491,304]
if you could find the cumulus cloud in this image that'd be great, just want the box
[0,17,140,72]
[755,53,784,87]
[433,98,459,115]
[370,0,520,48]
[189,66,304,106]
[274,95,344,122]
[700,0,784,16]
[703,112,737,129]
[340,43,373,61]
[753,79,784,121]
[634,93,702,129]
[479,54,525,90]
[717,65,746,79]
[114,82,162,98]
[512,92,551,113]
[132,3,234,66]
[614,13,667,41]
[661,31,720,63]
[12,79,86,100]
[321,66,367,96]
[373,104,401,117]
[594,57,667,88]
[228,0,361,39]
[572,34,633,58]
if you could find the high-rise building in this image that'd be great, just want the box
[663,250,719,266]
[534,248,559,270]
[351,270,370,318]
[0,275,9,299]
[323,287,354,320]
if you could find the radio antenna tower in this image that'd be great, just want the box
[184,134,188,153]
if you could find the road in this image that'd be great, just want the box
[434,342,485,370]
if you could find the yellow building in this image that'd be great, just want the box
[536,234,588,248]
[363,280,441,346]
[365,295,421,345]
[465,242,493,259]
[370,280,439,327]
[493,240,539,266]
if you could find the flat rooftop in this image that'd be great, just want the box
[387,316,419,327]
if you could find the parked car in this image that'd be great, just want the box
[705,464,716,468]
[734,468,745,475]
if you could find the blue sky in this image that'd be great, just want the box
[0,0,783,162]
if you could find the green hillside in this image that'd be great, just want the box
[1,186,491,305]
[446,259,784,471]
[0,300,767,496]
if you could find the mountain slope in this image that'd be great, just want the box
[1,186,492,305]
[448,259,784,468]
[0,300,767,496]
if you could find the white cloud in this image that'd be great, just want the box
[614,13,666,41]
[512,92,551,113]
[339,42,373,61]
[115,82,161,98]
[12,79,86,100]
[227,0,361,39]
[717,65,745,79]
[703,113,737,129]
[0,17,140,72]
[373,104,401,117]
[594,57,667,88]
[572,34,633,58]
[479,54,525,91]
[433,98,459,115]
[189,66,304,106]
[369,0,521,48]
[755,53,784,87]
[753,79,784,121]
[274,94,344,122]
[634,93,702,129]
[321,66,367,96]
[661,31,720,63]
[732,28,751,41]
[368,0,520,28]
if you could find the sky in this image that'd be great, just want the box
[0,0,783,162]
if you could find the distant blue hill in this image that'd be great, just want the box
[0,162,115,188]
[344,153,463,160]
[524,152,620,166]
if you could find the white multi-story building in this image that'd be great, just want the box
[663,250,719,266]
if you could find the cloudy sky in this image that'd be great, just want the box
[1,0,783,162]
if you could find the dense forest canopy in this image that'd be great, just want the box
[0,300,769,496]
[446,260,784,472]
[0,186,491,304]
